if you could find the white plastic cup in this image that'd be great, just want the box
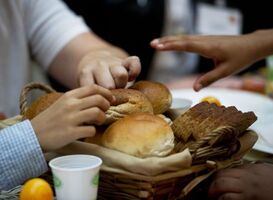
[49,155,102,200]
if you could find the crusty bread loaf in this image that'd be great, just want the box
[130,81,172,114]
[101,113,174,158]
[105,89,154,124]
[171,102,257,143]
[24,92,63,119]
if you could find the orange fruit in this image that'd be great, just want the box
[201,96,221,106]
[20,178,54,200]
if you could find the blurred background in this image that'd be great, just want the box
[33,0,273,92]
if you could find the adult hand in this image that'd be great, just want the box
[49,32,141,89]
[78,51,141,89]
[151,33,263,91]
[30,85,114,152]
[208,163,273,200]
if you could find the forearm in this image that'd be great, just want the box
[0,121,47,190]
[48,32,129,89]
[248,29,273,62]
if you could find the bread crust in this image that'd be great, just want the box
[102,113,174,158]
[105,89,154,124]
[130,81,172,114]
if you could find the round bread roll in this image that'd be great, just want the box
[24,92,63,119]
[101,113,174,158]
[105,89,153,124]
[130,81,172,114]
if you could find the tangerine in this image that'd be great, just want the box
[201,96,221,106]
[20,178,54,200]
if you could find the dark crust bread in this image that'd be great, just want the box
[171,102,257,143]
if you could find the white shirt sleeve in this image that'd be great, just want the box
[22,0,90,69]
[0,120,48,190]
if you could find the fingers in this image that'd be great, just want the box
[111,94,129,106]
[208,168,248,199]
[150,35,182,47]
[93,62,116,89]
[151,35,194,50]
[78,67,95,87]
[122,56,141,81]
[108,56,141,87]
[62,87,112,126]
[208,177,243,199]
[109,65,128,88]
[67,85,114,103]
[151,37,190,51]
[151,35,216,59]
[218,193,243,200]
[78,55,140,89]
[77,94,111,111]
[75,107,106,125]
[193,64,231,91]
[74,126,96,139]
[94,56,140,88]
[214,168,247,179]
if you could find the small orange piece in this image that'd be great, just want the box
[201,96,221,106]
[20,178,54,200]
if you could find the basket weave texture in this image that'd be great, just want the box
[0,82,258,200]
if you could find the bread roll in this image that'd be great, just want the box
[24,88,154,125]
[24,92,63,119]
[101,113,174,158]
[130,81,172,114]
[105,89,154,124]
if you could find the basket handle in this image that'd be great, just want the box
[190,126,238,160]
[19,82,56,116]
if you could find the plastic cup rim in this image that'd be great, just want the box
[49,154,102,172]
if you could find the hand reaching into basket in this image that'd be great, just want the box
[150,29,273,91]
[49,33,141,90]
[0,0,143,191]
[208,163,273,200]
[30,85,114,152]
[77,52,141,89]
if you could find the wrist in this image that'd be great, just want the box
[30,118,47,152]
[250,29,273,60]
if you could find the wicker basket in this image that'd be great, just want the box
[0,82,258,200]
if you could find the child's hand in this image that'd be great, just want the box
[151,33,261,91]
[31,85,114,152]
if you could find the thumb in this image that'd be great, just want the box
[122,56,141,81]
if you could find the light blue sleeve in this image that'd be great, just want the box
[0,120,48,190]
